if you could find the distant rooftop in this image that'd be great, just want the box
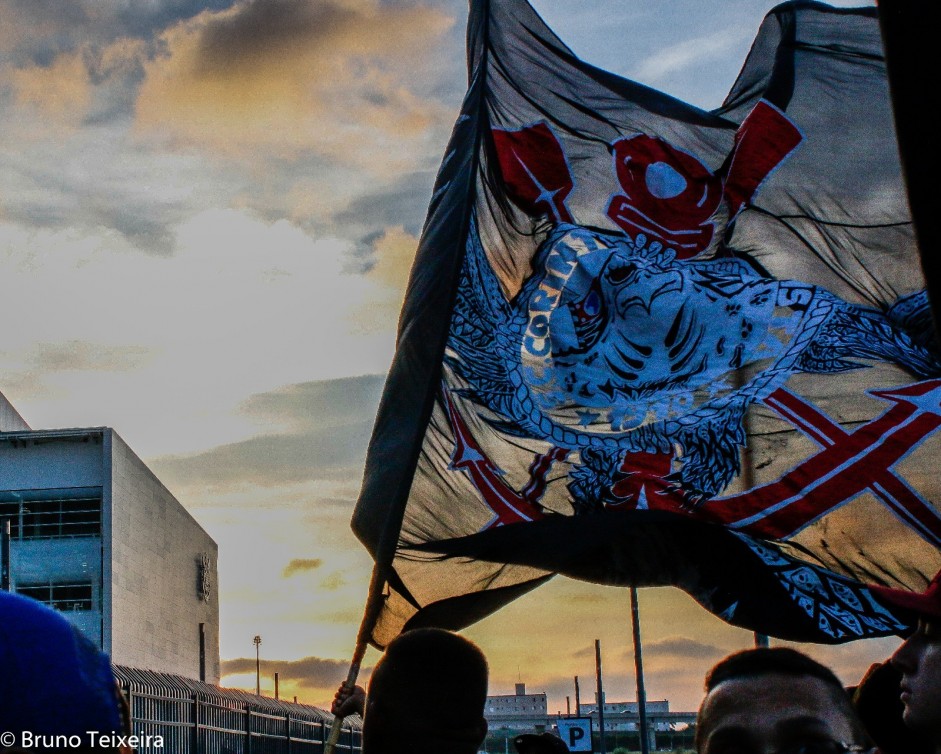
[0,390,30,432]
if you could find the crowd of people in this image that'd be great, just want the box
[331,570,941,754]
[2,570,940,753]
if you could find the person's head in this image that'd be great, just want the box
[0,591,125,746]
[515,732,570,754]
[363,627,489,754]
[872,570,941,745]
[696,647,871,754]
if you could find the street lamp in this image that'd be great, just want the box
[253,635,262,696]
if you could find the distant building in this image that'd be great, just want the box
[0,390,220,683]
[578,699,695,733]
[486,683,549,732]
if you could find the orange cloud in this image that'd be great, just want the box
[9,52,91,125]
[135,0,455,174]
[349,225,419,332]
[369,225,418,291]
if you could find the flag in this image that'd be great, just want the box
[352,0,941,648]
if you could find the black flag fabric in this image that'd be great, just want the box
[352,0,941,648]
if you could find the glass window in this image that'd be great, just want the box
[0,492,101,540]
[17,582,94,611]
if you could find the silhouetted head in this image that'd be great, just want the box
[0,591,124,743]
[696,647,870,754]
[363,628,488,754]
[890,619,941,746]
[874,570,941,745]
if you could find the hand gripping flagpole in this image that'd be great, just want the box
[325,564,387,754]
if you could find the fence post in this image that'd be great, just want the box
[246,704,253,754]
[285,712,291,754]
[191,694,200,754]
[122,683,133,735]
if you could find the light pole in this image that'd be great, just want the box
[253,635,262,696]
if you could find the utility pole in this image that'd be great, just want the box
[253,635,262,696]
[574,676,580,716]
[630,587,650,754]
[595,640,606,754]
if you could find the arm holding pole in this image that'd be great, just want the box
[324,565,387,754]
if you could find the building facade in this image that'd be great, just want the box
[578,699,695,732]
[486,683,550,732]
[0,393,220,683]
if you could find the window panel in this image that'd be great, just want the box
[0,492,101,539]
[16,582,94,611]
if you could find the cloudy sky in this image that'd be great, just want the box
[0,0,888,712]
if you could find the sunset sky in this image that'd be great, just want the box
[0,0,892,713]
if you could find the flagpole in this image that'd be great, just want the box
[324,564,387,754]
[877,0,941,345]
[325,1,494,750]
[630,587,650,754]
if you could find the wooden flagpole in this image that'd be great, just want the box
[324,565,388,754]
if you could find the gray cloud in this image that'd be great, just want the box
[221,655,371,690]
[29,341,151,372]
[195,0,358,75]
[1,341,153,399]
[334,170,438,252]
[152,421,370,486]
[0,117,227,254]
[643,636,726,661]
[239,374,385,429]
[282,558,323,577]
[0,0,237,68]
[151,374,385,489]
[345,230,384,276]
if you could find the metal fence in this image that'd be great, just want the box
[114,666,362,754]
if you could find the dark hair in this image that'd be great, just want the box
[696,648,868,749]
[365,628,489,754]
[704,647,846,693]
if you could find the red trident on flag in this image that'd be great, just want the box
[599,382,941,547]
[492,101,802,257]
[444,391,568,530]
[705,380,941,546]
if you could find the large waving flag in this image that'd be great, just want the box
[352,0,941,648]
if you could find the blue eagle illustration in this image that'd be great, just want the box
[444,219,941,511]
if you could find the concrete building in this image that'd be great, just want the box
[486,683,550,732]
[0,390,220,683]
[578,699,695,733]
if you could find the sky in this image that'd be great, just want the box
[0,0,888,714]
